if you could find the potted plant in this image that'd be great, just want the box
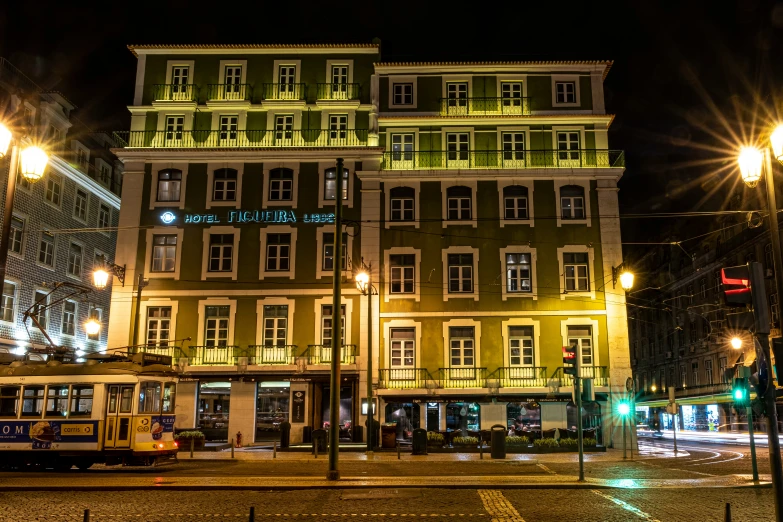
[174,430,206,451]
[426,431,445,448]
[505,435,530,449]
[452,435,479,448]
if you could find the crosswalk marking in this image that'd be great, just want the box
[477,489,524,522]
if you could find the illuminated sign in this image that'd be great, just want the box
[160,210,335,225]
[160,211,176,224]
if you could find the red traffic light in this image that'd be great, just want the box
[721,265,752,307]
[562,346,576,359]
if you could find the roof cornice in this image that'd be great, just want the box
[374,60,614,80]
[128,43,380,56]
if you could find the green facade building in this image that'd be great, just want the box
[108,43,630,446]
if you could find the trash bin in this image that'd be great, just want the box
[412,428,428,455]
[491,424,506,459]
[353,425,363,443]
[279,421,291,449]
[302,425,312,444]
[381,425,397,448]
[312,429,327,454]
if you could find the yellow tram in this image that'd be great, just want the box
[0,352,179,470]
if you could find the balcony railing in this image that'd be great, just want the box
[316,83,361,100]
[132,345,186,359]
[306,344,356,365]
[438,367,487,388]
[246,345,297,365]
[207,84,253,101]
[152,84,198,102]
[552,365,609,387]
[260,83,307,100]
[381,150,625,170]
[378,368,435,389]
[113,129,369,148]
[189,345,239,365]
[439,97,531,116]
[491,366,548,387]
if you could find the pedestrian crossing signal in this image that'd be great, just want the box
[721,265,752,307]
[563,345,578,376]
[732,377,748,406]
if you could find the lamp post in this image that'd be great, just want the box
[356,260,377,454]
[91,255,144,351]
[737,130,783,521]
[84,309,101,337]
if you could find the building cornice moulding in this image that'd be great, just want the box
[49,155,121,207]
[113,148,384,163]
[129,44,379,56]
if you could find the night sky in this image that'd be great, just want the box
[3,0,783,263]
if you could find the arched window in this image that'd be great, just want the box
[324,167,349,200]
[446,186,471,220]
[560,185,585,220]
[389,186,415,222]
[268,168,294,201]
[212,168,237,202]
[503,185,528,220]
[157,169,182,202]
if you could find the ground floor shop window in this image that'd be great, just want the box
[566,401,602,441]
[426,402,439,431]
[446,402,480,433]
[256,381,290,441]
[198,382,231,441]
[507,402,541,437]
[322,385,353,442]
[384,402,420,440]
[681,404,721,431]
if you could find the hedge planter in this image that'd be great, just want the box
[174,430,206,451]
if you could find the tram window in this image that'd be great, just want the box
[21,386,44,417]
[45,386,69,417]
[120,387,133,413]
[139,382,162,414]
[0,386,19,417]
[162,383,176,413]
[70,385,93,417]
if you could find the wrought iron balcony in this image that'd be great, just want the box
[152,84,198,102]
[552,365,609,387]
[381,150,625,170]
[316,83,361,101]
[439,97,531,116]
[113,129,369,148]
[438,367,487,388]
[260,83,307,100]
[246,344,298,365]
[207,84,253,101]
[189,345,239,365]
[306,344,356,365]
[131,345,187,360]
[491,366,548,387]
[378,368,435,389]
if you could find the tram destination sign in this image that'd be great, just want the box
[160,209,335,226]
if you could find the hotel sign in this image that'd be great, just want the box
[160,210,335,225]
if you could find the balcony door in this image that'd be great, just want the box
[446,82,468,114]
[446,133,469,168]
[164,116,184,146]
[171,66,189,100]
[224,66,242,99]
[219,116,239,145]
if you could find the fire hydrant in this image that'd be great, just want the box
[236,431,243,448]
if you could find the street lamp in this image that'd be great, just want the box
[355,260,378,454]
[92,255,126,290]
[617,400,631,459]
[84,310,101,336]
[731,337,743,350]
[611,264,634,291]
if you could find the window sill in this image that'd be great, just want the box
[560,218,588,225]
[500,218,533,228]
[260,269,295,280]
[443,219,477,228]
[387,220,418,228]
[36,263,56,272]
[443,292,479,302]
[387,293,420,302]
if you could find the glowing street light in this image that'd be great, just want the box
[0,124,11,158]
[617,401,631,416]
[731,337,743,350]
[355,270,370,293]
[84,312,101,336]
[771,125,783,162]
[619,271,634,291]
[738,146,764,188]
[19,145,48,182]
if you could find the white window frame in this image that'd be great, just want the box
[255,297,296,347]
[66,240,85,280]
[44,172,63,209]
[495,75,529,103]
[442,318,481,369]
[61,300,78,338]
[440,76,473,101]
[318,160,355,208]
[498,179,534,227]
[31,288,50,331]
[196,299,236,347]
[384,180,420,229]
[206,163,244,209]
[201,226,239,280]
[150,163,189,210]
[496,126,530,168]
[501,318,541,370]
[36,226,56,271]
[383,320,422,369]
[0,278,19,326]
[314,295,353,347]
[553,178,590,227]
[97,201,112,235]
[95,157,113,185]
[551,75,581,107]
[259,225,298,280]
[442,246,479,301]
[144,227,185,280]
[71,140,91,171]
[388,76,418,109]
[441,179,477,228]
[8,212,27,259]
[165,60,196,86]
[560,318,600,370]
[316,226,354,280]
[441,128,474,170]
[139,299,179,349]
[217,59,248,85]
[557,246,596,300]
[262,163,300,208]
[384,247,421,302]
[500,246,537,301]
[73,187,89,224]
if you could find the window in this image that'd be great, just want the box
[331,65,348,93]
[501,82,523,104]
[506,253,532,293]
[393,83,413,105]
[146,307,172,346]
[390,254,415,294]
[171,65,189,91]
[16,170,31,191]
[391,134,414,162]
[274,115,294,141]
[502,132,526,164]
[719,357,728,383]
[164,116,184,142]
[560,185,585,219]
[263,305,288,347]
[555,81,576,103]
[322,232,348,271]
[689,322,697,343]
[766,243,774,274]
[151,235,177,272]
[390,186,415,222]
[98,203,111,229]
[390,328,415,367]
[49,125,61,144]
[74,189,88,221]
[163,383,176,413]
[278,65,296,97]
[88,306,102,341]
[139,382,162,414]
[449,326,475,367]
[508,326,534,366]
[0,282,16,323]
[446,133,469,165]
[321,304,346,346]
[691,362,699,386]
[22,386,44,417]
[567,325,593,366]
[45,174,62,206]
[9,216,23,254]
[324,167,349,200]
[563,252,589,292]
[204,305,230,347]
[447,186,472,220]
[225,65,242,94]
[157,169,182,202]
[700,278,707,298]
[100,165,111,183]
[687,284,694,305]
[0,386,19,417]
[38,230,55,267]
[503,185,528,220]
[61,301,76,336]
[219,115,238,143]
[212,168,237,202]
[268,168,293,201]
[265,233,291,271]
[67,243,83,278]
[70,386,93,417]
[208,234,234,273]
[446,82,468,110]
[329,114,348,140]
[771,293,780,325]
[32,291,48,329]
[46,385,69,417]
[556,131,580,163]
[705,359,713,385]
[448,253,474,293]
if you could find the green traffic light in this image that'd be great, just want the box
[734,388,745,401]
[618,402,631,416]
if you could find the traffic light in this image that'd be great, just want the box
[732,377,749,406]
[617,400,631,416]
[563,344,577,376]
[721,265,752,307]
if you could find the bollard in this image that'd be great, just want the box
[314,442,318,459]
[397,442,400,460]
[231,438,235,459]
[249,506,255,522]
[83,509,90,522]
[273,441,277,459]
[190,441,194,458]
[724,502,731,522]
[480,441,483,460]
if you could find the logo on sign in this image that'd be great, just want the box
[160,211,176,224]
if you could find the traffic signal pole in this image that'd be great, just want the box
[563,344,584,481]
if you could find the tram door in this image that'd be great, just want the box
[104,385,135,448]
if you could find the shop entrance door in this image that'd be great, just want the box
[104,384,134,448]
[321,385,354,441]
